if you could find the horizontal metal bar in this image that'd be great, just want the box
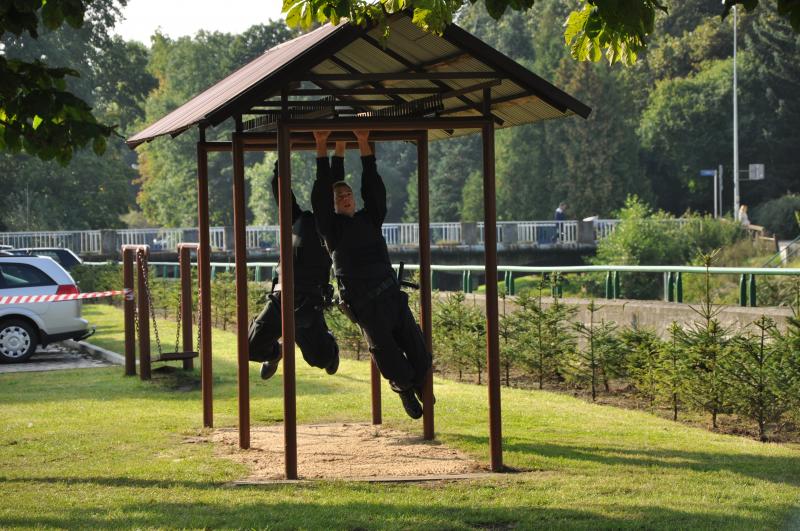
[239,130,425,145]
[398,264,800,276]
[254,99,397,107]
[289,88,443,96]
[305,72,505,81]
[94,260,800,278]
[277,117,491,131]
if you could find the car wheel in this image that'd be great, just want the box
[0,319,38,363]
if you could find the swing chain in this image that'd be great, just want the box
[138,250,164,356]
[171,272,202,354]
[133,250,202,359]
[173,290,182,354]
[195,292,202,354]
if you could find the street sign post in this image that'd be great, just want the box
[700,169,719,218]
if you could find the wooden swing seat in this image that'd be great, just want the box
[153,351,199,363]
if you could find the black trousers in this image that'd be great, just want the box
[350,287,431,392]
[247,290,338,370]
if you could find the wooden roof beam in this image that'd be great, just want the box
[358,34,504,126]
[325,55,407,107]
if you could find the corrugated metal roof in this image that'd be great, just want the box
[127,23,348,147]
[127,14,590,148]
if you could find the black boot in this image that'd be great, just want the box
[325,338,340,375]
[398,388,423,419]
[325,355,340,375]
[260,359,280,380]
[260,343,282,380]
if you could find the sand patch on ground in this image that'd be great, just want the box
[209,423,486,481]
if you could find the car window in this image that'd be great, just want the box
[0,263,56,289]
[33,251,63,265]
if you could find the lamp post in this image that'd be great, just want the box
[731,3,740,220]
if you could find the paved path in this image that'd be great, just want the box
[0,343,114,374]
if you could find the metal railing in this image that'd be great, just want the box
[246,225,280,250]
[763,234,800,267]
[117,228,185,251]
[3,218,713,254]
[0,230,102,253]
[90,260,800,309]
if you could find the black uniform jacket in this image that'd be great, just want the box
[271,171,332,290]
[311,155,394,298]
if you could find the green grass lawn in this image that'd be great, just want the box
[2,304,800,529]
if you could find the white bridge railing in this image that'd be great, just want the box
[0,219,639,254]
[0,230,103,254]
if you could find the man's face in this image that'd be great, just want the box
[334,184,355,216]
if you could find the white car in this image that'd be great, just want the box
[0,256,92,363]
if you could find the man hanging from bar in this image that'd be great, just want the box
[248,156,340,380]
[312,129,432,419]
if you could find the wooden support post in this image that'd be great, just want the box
[277,123,298,480]
[482,92,502,472]
[179,245,194,370]
[232,131,250,450]
[417,131,435,440]
[749,274,757,307]
[676,272,683,303]
[136,248,151,381]
[122,248,136,376]
[197,137,214,428]
[371,360,382,425]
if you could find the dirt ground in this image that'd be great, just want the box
[209,423,486,481]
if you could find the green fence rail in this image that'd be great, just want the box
[84,261,800,308]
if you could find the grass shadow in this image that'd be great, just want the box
[447,432,800,489]
[0,495,782,529]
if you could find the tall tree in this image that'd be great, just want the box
[0,2,154,230]
[136,23,297,227]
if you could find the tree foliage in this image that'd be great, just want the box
[0,1,153,230]
[283,0,798,67]
[136,23,297,227]
[0,0,124,163]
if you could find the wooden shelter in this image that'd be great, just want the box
[127,13,590,480]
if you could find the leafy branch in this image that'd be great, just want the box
[1,0,115,163]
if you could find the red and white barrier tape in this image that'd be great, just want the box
[0,289,132,305]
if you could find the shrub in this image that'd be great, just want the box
[71,263,122,294]
[593,195,746,299]
[752,194,800,239]
[513,285,576,389]
[680,254,734,429]
[723,316,795,441]
[658,322,690,421]
[621,326,663,409]
[433,292,485,383]
[569,300,619,400]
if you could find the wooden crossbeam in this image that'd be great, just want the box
[358,34,503,126]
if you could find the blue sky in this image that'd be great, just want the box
[114,0,285,45]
